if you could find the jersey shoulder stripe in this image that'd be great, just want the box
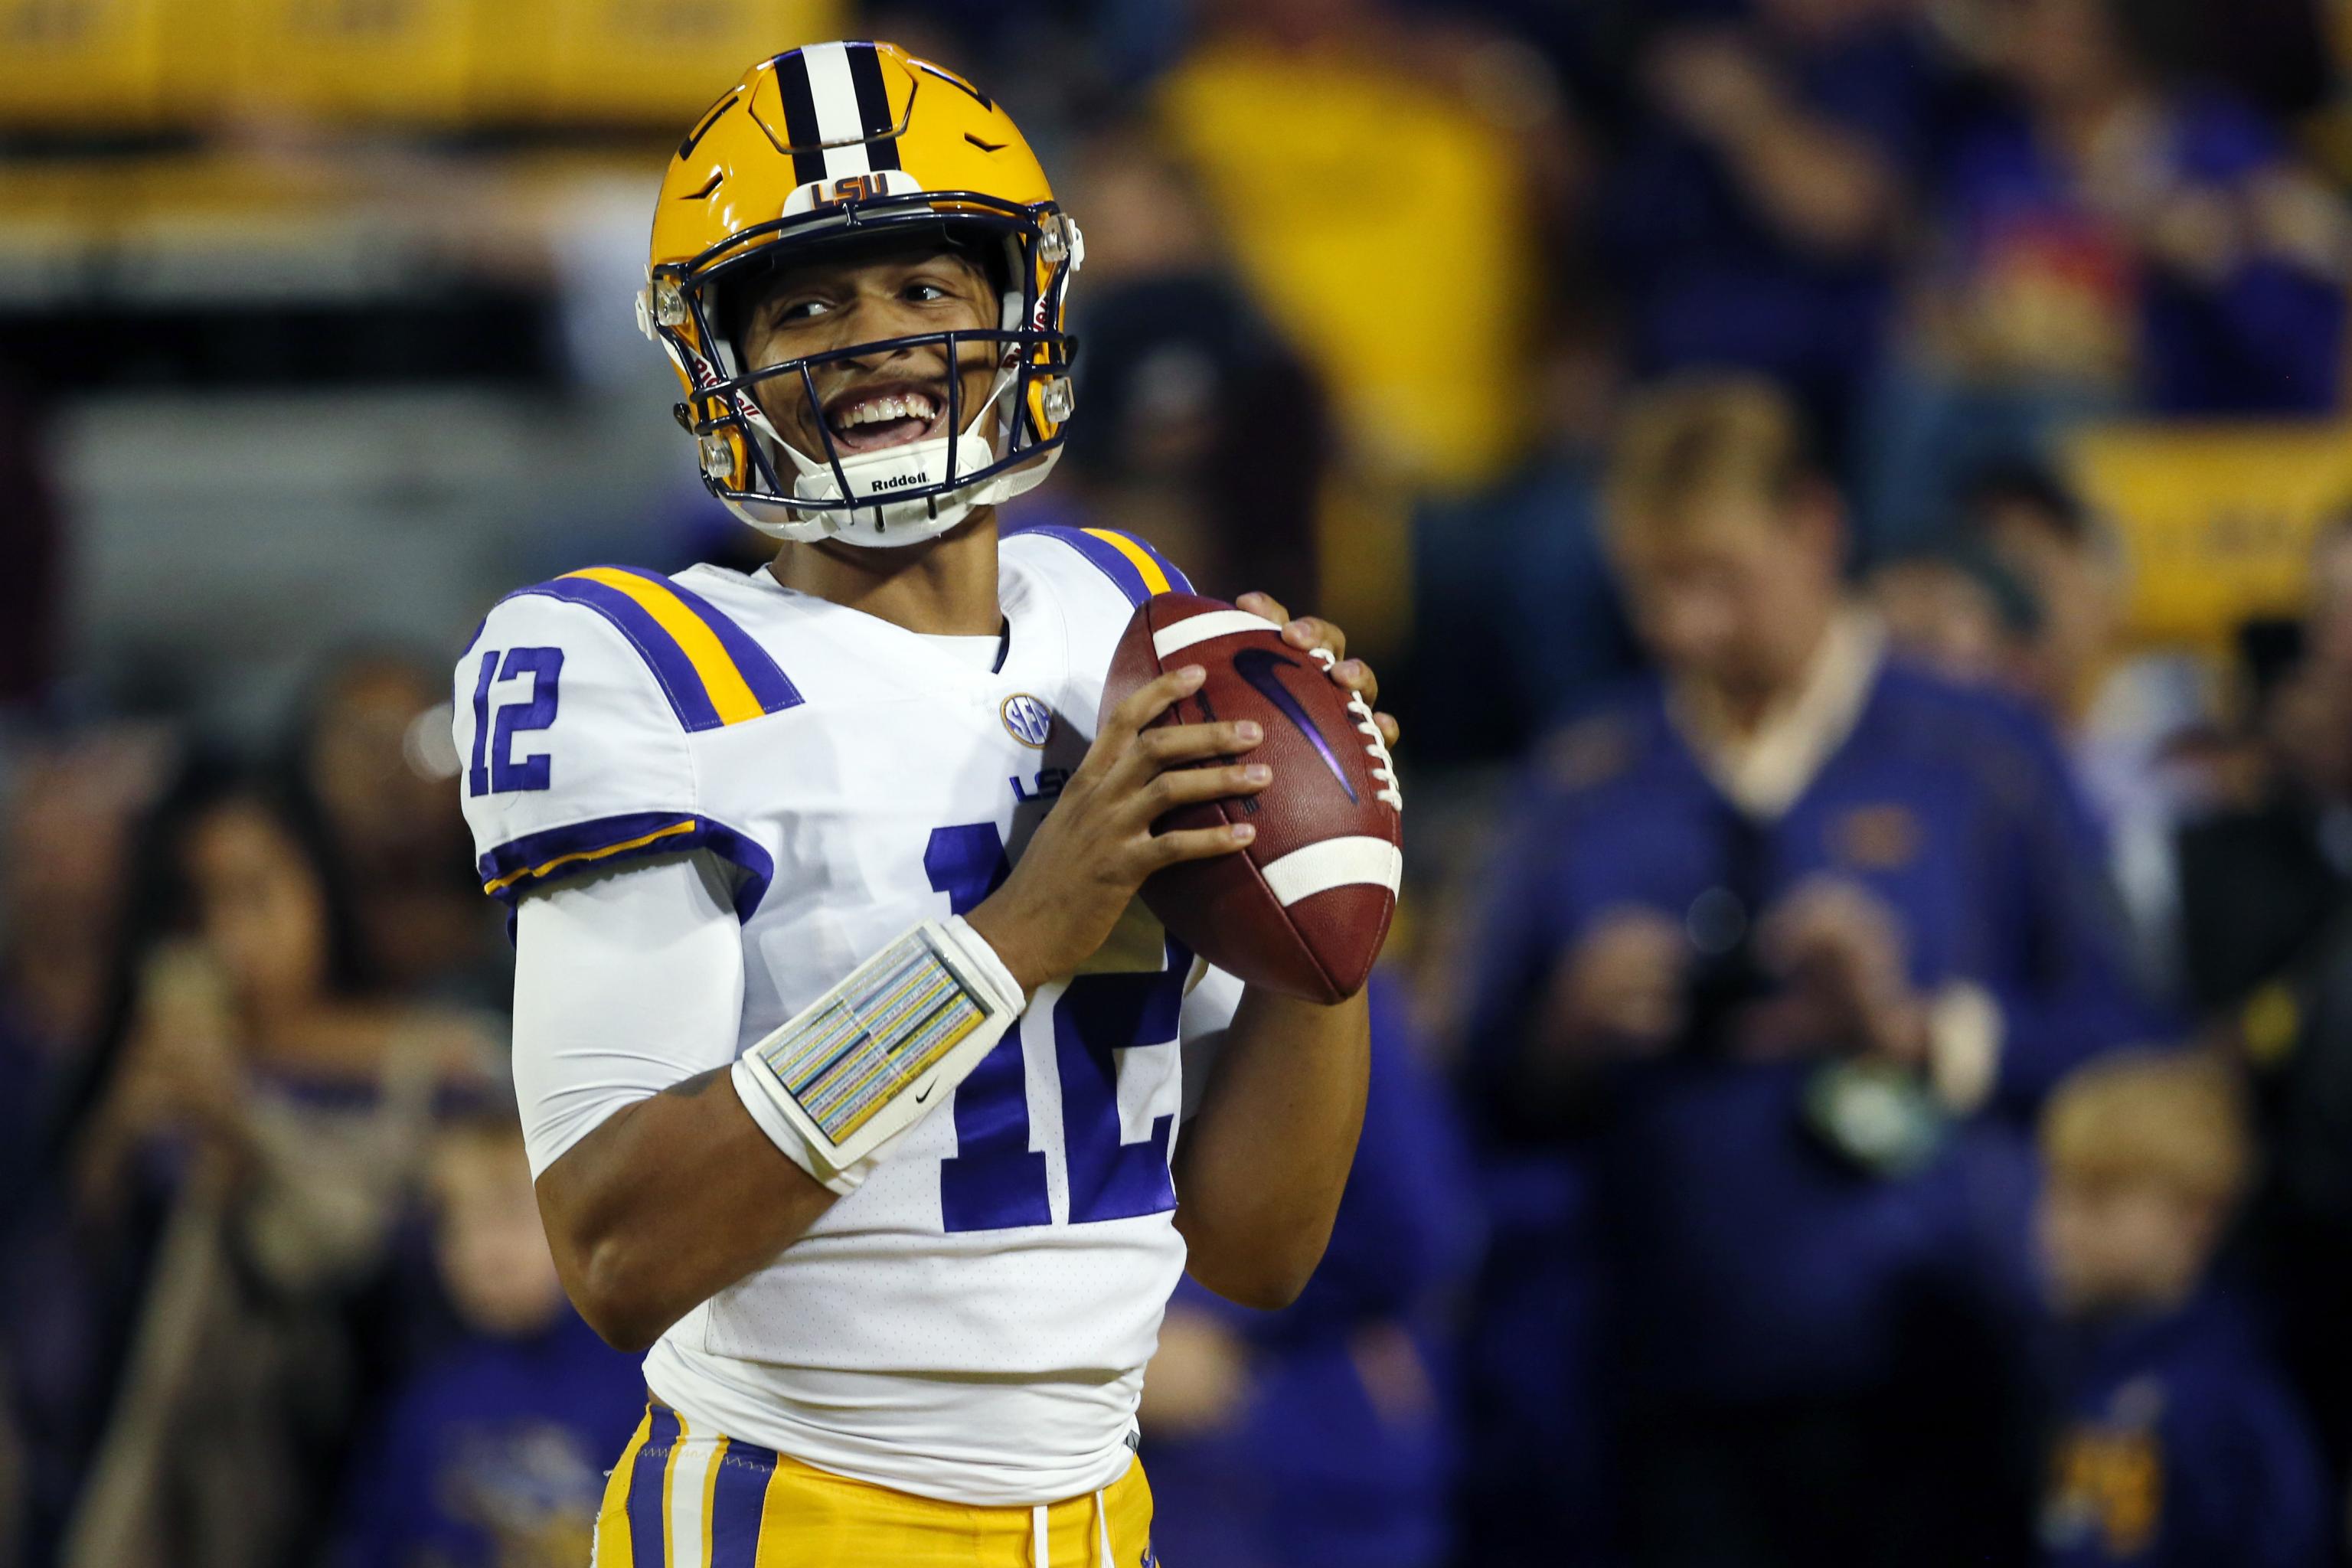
[507,566,802,733]
[1011,525,1195,606]
[477,808,776,916]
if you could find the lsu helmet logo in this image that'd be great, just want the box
[1001,694,1053,747]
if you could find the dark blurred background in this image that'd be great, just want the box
[8,0,2352,1563]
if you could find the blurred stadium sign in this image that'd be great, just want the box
[0,0,844,129]
[2066,420,2352,645]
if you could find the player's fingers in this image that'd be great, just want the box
[1098,665,1206,750]
[1143,761,1272,817]
[1374,710,1402,750]
[1236,590,1291,627]
[1281,615,1346,660]
[1145,820,1256,867]
[1131,718,1263,771]
[1329,657,1378,705]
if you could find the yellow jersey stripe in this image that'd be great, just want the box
[593,1411,654,1568]
[567,567,766,726]
[1082,528,1172,596]
[481,818,699,896]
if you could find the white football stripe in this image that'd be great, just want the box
[1259,836,1402,906]
[800,41,874,178]
[1152,609,1279,660]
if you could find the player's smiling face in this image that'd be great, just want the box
[735,238,1000,464]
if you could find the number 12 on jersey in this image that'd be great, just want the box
[924,823,1182,1234]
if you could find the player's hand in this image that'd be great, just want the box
[966,665,1269,995]
[1751,877,1929,1066]
[1236,592,1401,753]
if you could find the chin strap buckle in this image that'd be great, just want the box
[698,433,733,480]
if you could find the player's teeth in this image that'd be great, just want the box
[837,393,937,429]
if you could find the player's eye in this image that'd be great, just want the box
[771,296,830,324]
[903,280,952,302]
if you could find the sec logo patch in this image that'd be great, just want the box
[1001,694,1054,748]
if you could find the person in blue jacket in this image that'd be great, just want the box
[333,1109,644,1568]
[1459,375,2155,1568]
[2037,1050,2329,1568]
[1139,979,1483,1568]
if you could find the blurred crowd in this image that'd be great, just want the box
[10,0,2352,1563]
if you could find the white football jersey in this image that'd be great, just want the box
[454,525,1243,1505]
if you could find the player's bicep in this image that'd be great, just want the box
[511,851,746,1178]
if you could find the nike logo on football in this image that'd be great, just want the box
[1232,647,1358,804]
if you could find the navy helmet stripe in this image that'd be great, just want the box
[847,44,900,171]
[770,51,828,186]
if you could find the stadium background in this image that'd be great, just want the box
[6,0,2352,1563]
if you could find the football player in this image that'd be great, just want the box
[451,41,1400,1568]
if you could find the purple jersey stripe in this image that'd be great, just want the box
[478,810,776,920]
[706,1436,779,1567]
[624,1403,681,1568]
[512,577,724,733]
[1012,524,1156,606]
[610,567,805,716]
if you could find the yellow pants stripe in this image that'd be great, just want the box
[593,1411,655,1568]
[603,1401,1155,1567]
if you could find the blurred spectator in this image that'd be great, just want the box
[2174,520,2352,1016]
[57,763,493,1568]
[1596,0,1946,457]
[1155,0,1566,492]
[1406,310,1641,763]
[0,727,172,1568]
[289,649,503,1008]
[1865,0,2350,546]
[1460,376,2150,1567]
[1866,530,2038,691]
[331,1109,640,1568]
[1960,461,2214,988]
[0,729,174,1195]
[1141,982,1480,1568]
[2174,518,2352,1501]
[2035,1050,2328,1568]
[1040,120,1326,608]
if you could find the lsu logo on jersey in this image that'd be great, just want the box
[1001,693,1054,747]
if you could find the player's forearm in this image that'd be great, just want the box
[535,1067,837,1351]
[1171,986,1370,1310]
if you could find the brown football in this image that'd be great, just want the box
[1102,593,1403,1002]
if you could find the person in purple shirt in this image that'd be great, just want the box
[2036,1050,2329,1568]
[1864,0,2348,547]
[1462,377,2152,1567]
[1597,0,1955,449]
[333,1110,644,1568]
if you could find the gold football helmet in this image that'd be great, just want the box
[640,41,1080,546]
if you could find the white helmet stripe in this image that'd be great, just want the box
[799,43,874,180]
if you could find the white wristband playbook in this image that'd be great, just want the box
[731,915,1027,1194]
